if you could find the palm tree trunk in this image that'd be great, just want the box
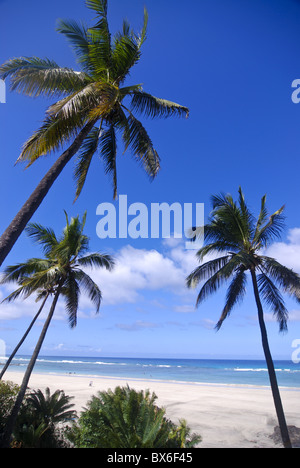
[250,268,292,448]
[0,285,62,448]
[0,293,50,380]
[0,119,96,268]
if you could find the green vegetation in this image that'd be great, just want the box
[0,383,201,448]
[0,0,189,267]
[0,381,20,435]
[0,212,114,447]
[67,385,201,448]
[14,387,76,448]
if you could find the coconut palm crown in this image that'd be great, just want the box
[187,187,300,332]
[0,0,189,200]
[1,211,114,328]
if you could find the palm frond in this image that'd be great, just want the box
[85,0,108,16]
[186,255,232,288]
[260,256,300,300]
[74,269,102,313]
[46,83,101,121]
[56,19,93,74]
[237,186,255,240]
[77,252,114,270]
[130,91,189,119]
[194,255,242,307]
[111,34,142,84]
[122,110,160,178]
[87,82,119,120]
[73,126,101,202]
[61,272,80,328]
[25,223,58,256]
[255,205,285,247]
[99,124,117,198]
[55,215,89,261]
[0,57,89,97]
[210,192,251,248]
[0,258,52,284]
[85,0,112,79]
[215,267,247,330]
[18,112,85,166]
[257,272,288,332]
[195,242,234,262]
[1,284,36,303]
[87,26,111,79]
[201,224,242,254]
[110,7,148,84]
[253,193,268,245]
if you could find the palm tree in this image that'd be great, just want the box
[186,187,300,449]
[0,0,189,267]
[0,211,114,447]
[26,387,77,426]
[15,387,77,448]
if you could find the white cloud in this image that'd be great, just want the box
[85,242,199,306]
[264,227,300,272]
[0,241,199,320]
[173,304,196,313]
[115,321,160,332]
[263,309,300,323]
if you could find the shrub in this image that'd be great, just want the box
[0,380,20,433]
[14,387,77,448]
[68,385,201,448]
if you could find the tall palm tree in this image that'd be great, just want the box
[0,211,114,447]
[0,0,189,267]
[186,187,300,449]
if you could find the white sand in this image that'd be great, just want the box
[4,371,300,448]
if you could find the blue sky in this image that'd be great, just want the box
[1,0,300,359]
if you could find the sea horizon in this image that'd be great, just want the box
[1,355,300,388]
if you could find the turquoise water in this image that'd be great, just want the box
[2,355,300,388]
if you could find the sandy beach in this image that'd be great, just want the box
[4,371,300,448]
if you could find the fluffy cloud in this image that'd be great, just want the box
[115,321,160,332]
[4,226,300,324]
[85,242,199,306]
[0,240,199,320]
[264,228,300,272]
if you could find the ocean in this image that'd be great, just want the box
[1,355,300,388]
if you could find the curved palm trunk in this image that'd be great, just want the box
[250,268,292,449]
[0,285,62,448]
[0,293,50,380]
[0,119,96,267]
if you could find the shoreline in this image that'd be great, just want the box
[4,370,300,448]
[5,366,300,391]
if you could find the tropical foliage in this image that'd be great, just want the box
[2,0,189,199]
[0,0,189,267]
[0,212,114,447]
[14,387,77,448]
[0,381,20,434]
[187,187,300,448]
[67,385,201,448]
